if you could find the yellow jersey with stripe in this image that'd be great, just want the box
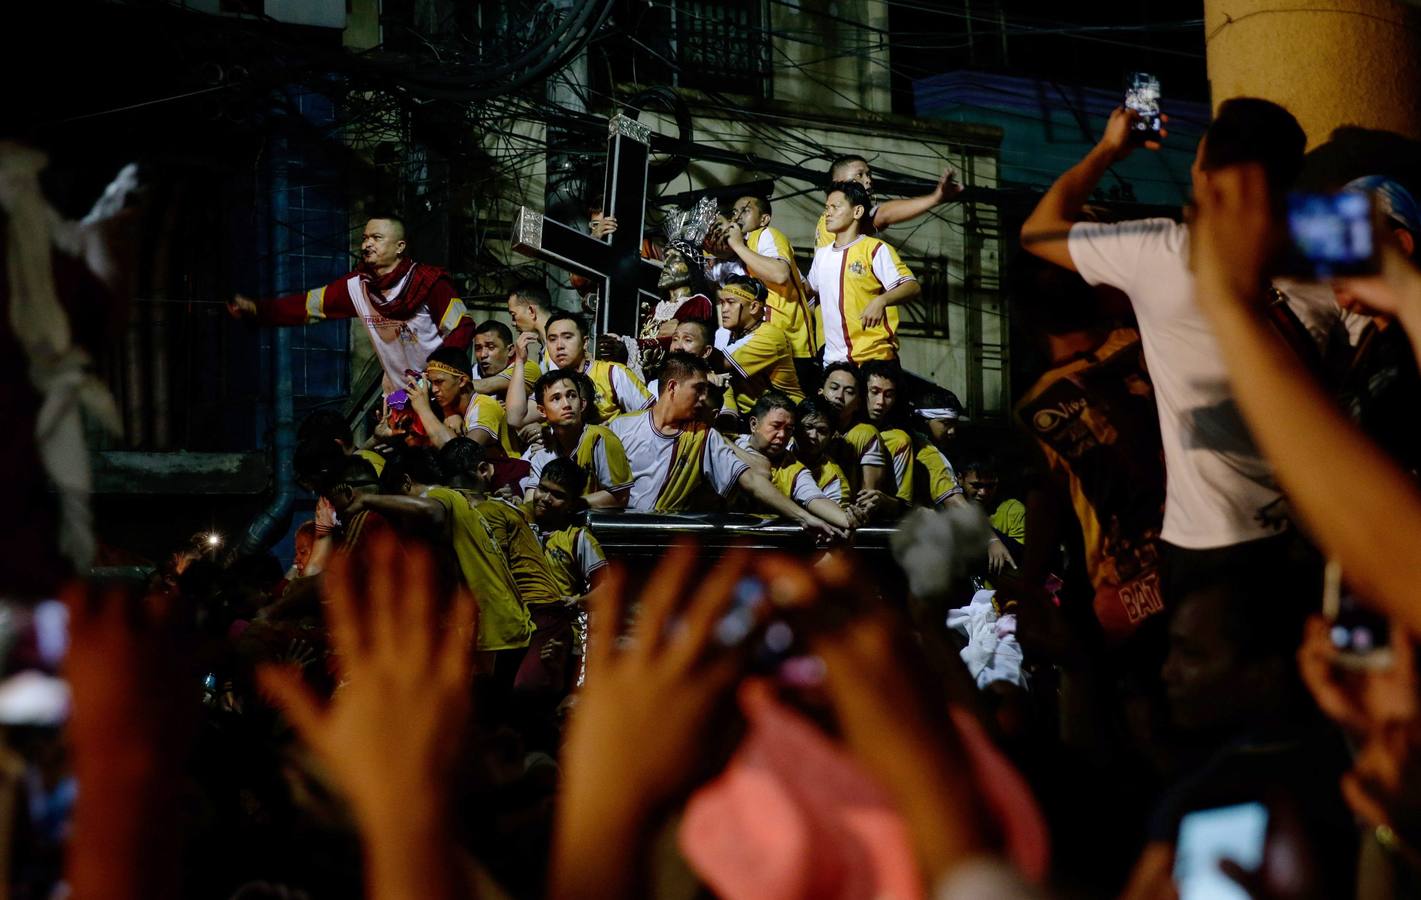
[542,525,608,598]
[475,497,562,607]
[462,393,517,457]
[732,436,830,510]
[725,322,805,414]
[608,410,751,512]
[478,359,544,401]
[829,422,888,495]
[912,434,963,506]
[519,424,634,496]
[800,456,850,507]
[991,498,1026,543]
[806,235,914,364]
[746,225,816,357]
[878,427,916,504]
[426,487,533,651]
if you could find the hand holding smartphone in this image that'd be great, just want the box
[1323,558,1393,668]
[1286,192,1379,279]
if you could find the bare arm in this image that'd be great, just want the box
[1020,108,1156,272]
[807,496,854,529]
[736,468,848,542]
[861,462,890,493]
[583,487,630,510]
[725,224,792,290]
[872,168,963,230]
[1193,165,1421,632]
[349,493,448,530]
[859,278,921,328]
[506,332,543,428]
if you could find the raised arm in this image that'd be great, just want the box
[348,493,449,531]
[1193,164,1421,632]
[1020,108,1159,271]
[228,277,357,326]
[505,332,544,428]
[872,168,963,230]
[724,223,792,290]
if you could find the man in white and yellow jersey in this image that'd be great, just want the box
[731,392,855,530]
[506,311,652,428]
[859,359,916,521]
[818,361,891,497]
[720,195,817,361]
[714,275,804,414]
[807,181,921,365]
[518,367,633,511]
[608,352,847,543]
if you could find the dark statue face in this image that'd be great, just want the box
[658,248,692,292]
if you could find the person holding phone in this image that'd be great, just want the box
[1019,96,1336,594]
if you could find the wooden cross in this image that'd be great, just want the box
[511,114,662,337]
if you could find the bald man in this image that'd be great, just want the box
[228,214,473,393]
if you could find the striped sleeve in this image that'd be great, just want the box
[871,241,915,291]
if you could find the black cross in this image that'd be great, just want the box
[511,114,662,337]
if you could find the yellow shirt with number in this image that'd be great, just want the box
[747,225,816,357]
[725,322,805,414]
[427,487,533,651]
[806,235,914,364]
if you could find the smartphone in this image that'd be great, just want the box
[1287,191,1377,278]
[1125,72,1163,136]
[1323,558,1393,667]
[0,599,70,727]
[1174,802,1269,900]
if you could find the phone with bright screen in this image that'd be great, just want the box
[1125,72,1162,136]
[1287,191,1377,278]
[1173,802,1269,900]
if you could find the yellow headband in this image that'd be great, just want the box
[425,361,467,380]
[719,284,759,305]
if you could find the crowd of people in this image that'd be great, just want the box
[8,88,1421,900]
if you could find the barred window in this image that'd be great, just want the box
[673,0,771,97]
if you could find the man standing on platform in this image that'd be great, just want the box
[719,195,817,379]
[227,214,472,393]
[808,182,920,366]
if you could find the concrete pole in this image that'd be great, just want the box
[1204,0,1421,147]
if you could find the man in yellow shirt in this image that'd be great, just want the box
[910,384,968,509]
[859,359,916,519]
[518,368,633,510]
[468,320,543,403]
[714,275,804,414]
[407,346,516,454]
[961,456,1024,576]
[720,195,817,362]
[817,361,891,497]
[507,312,651,427]
[791,397,855,514]
[607,352,846,543]
[730,393,855,529]
[807,181,921,365]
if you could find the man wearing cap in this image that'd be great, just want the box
[228,214,472,396]
[1333,176,1421,474]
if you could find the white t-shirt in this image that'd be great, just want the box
[1068,218,1335,549]
[608,410,750,512]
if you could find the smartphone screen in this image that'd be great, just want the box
[1125,72,1162,134]
[1287,192,1376,278]
[1323,558,1392,663]
[1174,802,1268,900]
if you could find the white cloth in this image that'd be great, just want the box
[946,590,1026,690]
[608,410,750,511]
[0,145,125,572]
[1068,219,1335,549]
[344,266,445,394]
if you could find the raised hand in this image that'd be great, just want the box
[1192,162,1282,306]
[552,544,759,900]
[227,293,258,319]
[934,168,964,203]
